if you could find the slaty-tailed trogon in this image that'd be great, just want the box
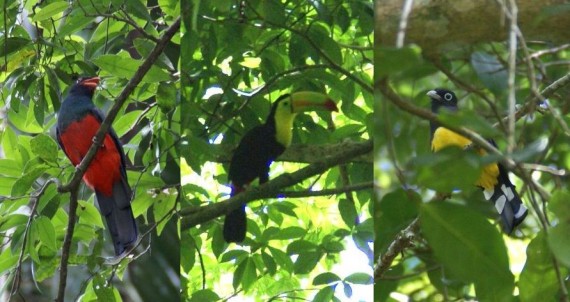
[56,76,138,255]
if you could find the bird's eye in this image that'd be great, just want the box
[444,93,453,101]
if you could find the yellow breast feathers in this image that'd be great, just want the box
[431,127,499,190]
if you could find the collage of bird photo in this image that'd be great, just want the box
[1,0,569,301]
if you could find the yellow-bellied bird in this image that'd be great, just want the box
[427,88,528,233]
[224,92,338,243]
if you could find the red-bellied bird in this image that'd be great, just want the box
[56,76,138,255]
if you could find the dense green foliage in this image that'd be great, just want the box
[376,38,570,300]
[180,0,373,301]
[0,0,180,300]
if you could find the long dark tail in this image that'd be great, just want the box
[223,186,246,243]
[483,164,528,233]
[96,179,138,255]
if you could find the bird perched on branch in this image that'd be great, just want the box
[427,88,528,233]
[224,91,338,243]
[57,76,138,255]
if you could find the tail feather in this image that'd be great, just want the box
[483,182,528,233]
[96,181,138,255]
[223,206,246,243]
[223,185,246,243]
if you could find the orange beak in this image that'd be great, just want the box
[80,76,100,89]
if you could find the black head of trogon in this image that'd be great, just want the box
[427,88,459,139]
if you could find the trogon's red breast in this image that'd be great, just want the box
[56,76,138,256]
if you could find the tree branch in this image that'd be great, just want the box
[374,217,419,281]
[10,179,58,297]
[273,181,373,198]
[55,186,79,302]
[208,142,372,164]
[180,140,372,230]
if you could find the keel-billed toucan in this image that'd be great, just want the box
[57,76,138,255]
[427,88,528,233]
[223,91,338,243]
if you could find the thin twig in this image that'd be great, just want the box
[374,218,419,280]
[55,186,79,302]
[10,179,58,297]
[396,0,414,48]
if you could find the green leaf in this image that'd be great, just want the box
[287,240,318,254]
[11,165,47,196]
[156,82,177,113]
[376,189,420,252]
[271,226,306,240]
[32,2,69,22]
[92,54,171,83]
[338,198,358,229]
[124,0,151,21]
[33,216,57,252]
[420,201,514,301]
[58,13,95,37]
[158,0,179,17]
[313,285,335,302]
[189,289,219,302]
[78,200,105,229]
[548,223,570,267]
[112,110,142,138]
[241,258,257,292]
[0,37,31,57]
[261,251,277,275]
[307,23,342,64]
[414,146,482,192]
[344,272,373,285]
[153,192,177,235]
[33,255,59,282]
[438,109,501,138]
[471,52,508,96]
[376,46,421,77]
[30,133,58,163]
[0,248,19,276]
[0,214,28,232]
[293,251,322,274]
[375,264,403,301]
[269,246,294,273]
[313,272,341,285]
[94,274,116,302]
[520,231,565,302]
[0,159,22,177]
[548,189,570,222]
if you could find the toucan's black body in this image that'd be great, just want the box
[223,95,289,243]
[223,92,338,243]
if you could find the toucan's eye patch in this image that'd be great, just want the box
[444,93,453,101]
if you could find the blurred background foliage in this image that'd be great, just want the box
[180,0,373,301]
[0,0,180,300]
[375,1,570,301]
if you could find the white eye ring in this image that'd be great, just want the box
[444,93,453,101]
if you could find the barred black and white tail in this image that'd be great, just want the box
[483,164,528,233]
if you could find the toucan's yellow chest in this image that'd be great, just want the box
[431,127,499,190]
[274,110,297,147]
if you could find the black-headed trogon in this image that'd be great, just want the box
[427,88,528,233]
